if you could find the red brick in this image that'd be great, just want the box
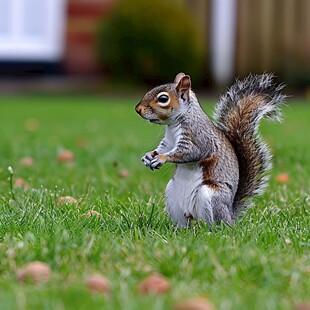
[68,2,112,17]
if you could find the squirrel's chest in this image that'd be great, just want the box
[165,124,183,145]
[166,164,207,221]
[172,164,202,192]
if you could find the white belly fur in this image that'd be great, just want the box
[165,164,214,227]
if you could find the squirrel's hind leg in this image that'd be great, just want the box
[211,191,234,225]
[196,185,215,225]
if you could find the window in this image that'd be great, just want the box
[0,0,66,61]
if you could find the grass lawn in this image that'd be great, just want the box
[0,95,309,310]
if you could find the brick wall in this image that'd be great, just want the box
[65,0,116,74]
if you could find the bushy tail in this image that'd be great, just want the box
[213,73,286,217]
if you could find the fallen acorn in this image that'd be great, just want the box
[14,178,30,190]
[57,150,75,163]
[85,210,101,218]
[85,275,111,295]
[295,304,310,310]
[119,169,129,178]
[138,274,171,295]
[276,173,289,184]
[173,298,214,310]
[17,261,51,285]
[57,196,78,206]
[19,157,34,167]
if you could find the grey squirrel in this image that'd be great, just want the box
[135,73,286,227]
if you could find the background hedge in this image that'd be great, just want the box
[98,0,206,85]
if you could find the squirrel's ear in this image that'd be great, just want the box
[176,74,191,101]
[174,72,185,84]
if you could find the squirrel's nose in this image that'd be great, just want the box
[135,103,142,115]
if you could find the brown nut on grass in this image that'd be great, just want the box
[57,150,75,163]
[85,210,101,218]
[14,178,30,190]
[20,157,34,167]
[138,274,171,295]
[18,261,51,285]
[57,196,78,206]
[276,173,289,184]
[119,169,129,178]
[174,298,214,310]
[295,304,310,310]
[85,275,111,295]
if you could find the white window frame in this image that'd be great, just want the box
[0,0,67,61]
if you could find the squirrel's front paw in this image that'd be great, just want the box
[141,151,158,168]
[150,155,166,170]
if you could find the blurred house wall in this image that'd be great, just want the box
[65,0,115,74]
[1,0,309,87]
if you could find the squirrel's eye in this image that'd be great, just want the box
[158,94,169,103]
[157,92,170,106]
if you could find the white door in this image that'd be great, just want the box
[0,0,67,61]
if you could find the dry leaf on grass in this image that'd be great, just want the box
[173,298,214,310]
[57,150,75,163]
[119,169,129,178]
[57,196,78,207]
[295,304,310,310]
[276,173,289,184]
[85,275,111,295]
[19,157,34,167]
[17,261,51,285]
[84,210,101,218]
[14,178,30,190]
[138,274,171,295]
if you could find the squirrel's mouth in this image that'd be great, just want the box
[149,119,160,123]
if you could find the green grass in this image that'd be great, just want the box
[0,95,309,310]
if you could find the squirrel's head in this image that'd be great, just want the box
[135,73,191,125]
